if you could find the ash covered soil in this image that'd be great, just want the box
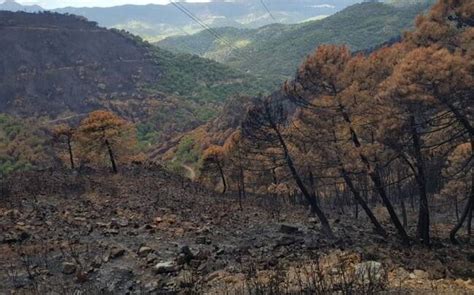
[0,168,473,294]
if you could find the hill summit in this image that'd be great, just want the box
[0,0,43,12]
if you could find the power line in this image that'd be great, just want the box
[260,0,277,22]
[170,1,231,49]
[169,1,255,65]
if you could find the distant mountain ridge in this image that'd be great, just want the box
[0,0,434,43]
[52,0,361,41]
[158,1,435,83]
[0,0,43,12]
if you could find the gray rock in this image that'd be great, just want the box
[279,224,300,235]
[308,217,319,223]
[138,246,153,257]
[154,261,178,274]
[91,256,102,269]
[104,228,119,235]
[62,262,77,275]
[111,218,129,227]
[110,247,126,259]
[146,253,159,264]
[144,281,159,291]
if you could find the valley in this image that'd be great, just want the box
[158,1,435,82]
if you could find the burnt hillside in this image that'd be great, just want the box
[0,11,270,122]
[0,11,161,117]
[1,168,473,293]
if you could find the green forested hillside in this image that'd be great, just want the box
[0,114,51,175]
[158,1,434,83]
[148,46,274,105]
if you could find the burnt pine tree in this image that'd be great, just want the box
[242,96,334,238]
[52,124,76,170]
[286,45,409,244]
[202,145,227,194]
[78,110,134,173]
[284,104,387,238]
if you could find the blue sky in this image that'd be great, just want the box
[16,0,214,9]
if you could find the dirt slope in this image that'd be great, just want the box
[0,168,473,294]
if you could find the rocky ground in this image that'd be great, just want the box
[0,167,473,294]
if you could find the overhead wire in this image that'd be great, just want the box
[259,0,277,21]
[170,2,237,51]
[170,2,225,44]
[169,0,256,66]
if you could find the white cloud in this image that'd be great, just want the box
[15,0,215,9]
[311,4,335,9]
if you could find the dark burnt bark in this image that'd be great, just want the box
[410,115,430,245]
[341,168,387,237]
[105,139,117,173]
[67,136,75,170]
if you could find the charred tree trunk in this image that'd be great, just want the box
[450,188,473,244]
[449,137,473,244]
[400,195,408,229]
[67,136,75,170]
[240,166,246,199]
[216,161,227,194]
[368,168,410,244]
[467,204,472,236]
[273,125,334,238]
[455,195,460,222]
[396,168,408,229]
[337,102,410,244]
[308,170,319,206]
[237,146,247,200]
[410,115,430,245]
[355,196,359,219]
[237,180,243,210]
[105,139,117,173]
[410,183,416,211]
[341,169,387,237]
